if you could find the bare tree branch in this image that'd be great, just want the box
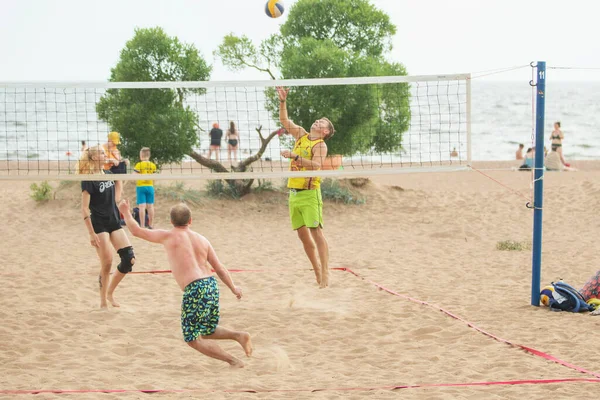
[236,126,281,172]
[187,126,281,173]
[186,152,230,172]
[235,57,277,80]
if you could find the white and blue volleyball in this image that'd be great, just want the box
[265,0,285,18]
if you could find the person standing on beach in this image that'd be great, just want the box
[77,145,136,308]
[226,121,240,164]
[208,123,223,161]
[133,147,157,229]
[117,200,252,367]
[276,86,334,288]
[550,121,570,167]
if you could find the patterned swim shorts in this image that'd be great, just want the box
[181,276,220,342]
[581,270,600,302]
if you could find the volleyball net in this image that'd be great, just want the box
[0,74,471,181]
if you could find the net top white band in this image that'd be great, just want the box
[0,165,470,181]
[0,73,472,89]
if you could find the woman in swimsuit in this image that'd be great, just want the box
[226,121,240,164]
[549,121,569,167]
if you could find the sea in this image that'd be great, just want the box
[0,80,598,165]
[470,80,600,161]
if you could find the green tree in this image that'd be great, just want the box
[280,0,396,58]
[98,27,281,196]
[96,27,211,166]
[215,0,410,156]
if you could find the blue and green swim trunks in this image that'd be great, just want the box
[181,276,220,342]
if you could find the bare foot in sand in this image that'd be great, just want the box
[319,278,329,289]
[313,270,321,286]
[238,332,253,357]
[100,301,108,309]
[107,294,120,308]
[229,357,245,368]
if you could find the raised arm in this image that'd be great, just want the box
[118,199,169,244]
[206,242,241,298]
[277,86,306,139]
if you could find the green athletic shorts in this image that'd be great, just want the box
[288,188,323,230]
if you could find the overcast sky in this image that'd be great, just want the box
[0,0,598,82]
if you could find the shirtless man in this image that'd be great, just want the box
[515,143,524,160]
[118,200,252,367]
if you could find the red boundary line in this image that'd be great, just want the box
[1,378,599,395]
[5,267,599,395]
[128,269,265,274]
[339,267,600,379]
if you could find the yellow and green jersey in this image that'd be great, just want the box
[287,134,324,190]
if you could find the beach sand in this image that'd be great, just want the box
[1,160,600,399]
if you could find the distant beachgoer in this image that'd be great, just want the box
[519,147,535,171]
[102,131,129,174]
[226,121,240,164]
[550,121,569,167]
[133,147,157,229]
[545,151,562,171]
[208,123,223,161]
[516,144,524,160]
[545,151,577,172]
[450,147,458,158]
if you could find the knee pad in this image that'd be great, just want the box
[117,246,135,274]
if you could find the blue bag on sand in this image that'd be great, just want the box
[540,281,594,312]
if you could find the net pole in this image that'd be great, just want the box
[531,61,546,307]
[466,74,472,164]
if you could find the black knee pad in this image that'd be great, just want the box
[117,246,135,274]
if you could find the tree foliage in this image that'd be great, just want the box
[96,27,211,166]
[215,0,410,156]
[280,0,396,58]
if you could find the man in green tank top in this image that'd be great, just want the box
[277,86,335,288]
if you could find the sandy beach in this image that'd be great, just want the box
[1,159,600,399]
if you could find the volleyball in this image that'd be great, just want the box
[540,286,555,306]
[265,0,285,18]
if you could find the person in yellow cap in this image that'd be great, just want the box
[102,131,128,173]
[276,86,335,289]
